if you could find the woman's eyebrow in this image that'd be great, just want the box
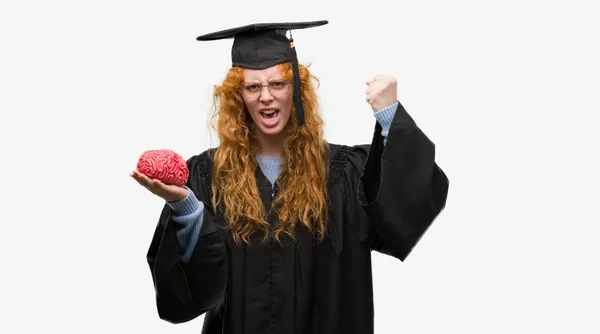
[244,77,284,84]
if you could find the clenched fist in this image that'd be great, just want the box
[365,75,398,113]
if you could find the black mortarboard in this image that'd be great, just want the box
[196,20,328,126]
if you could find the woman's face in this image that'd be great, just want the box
[241,65,294,139]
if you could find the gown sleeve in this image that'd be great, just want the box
[348,101,449,261]
[146,150,228,323]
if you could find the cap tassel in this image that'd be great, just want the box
[289,38,305,126]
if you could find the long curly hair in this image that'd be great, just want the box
[209,62,328,245]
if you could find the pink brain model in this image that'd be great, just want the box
[137,149,189,187]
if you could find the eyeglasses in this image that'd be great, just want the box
[240,80,290,101]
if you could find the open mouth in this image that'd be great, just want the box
[260,108,280,120]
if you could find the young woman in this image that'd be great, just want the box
[131,21,449,334]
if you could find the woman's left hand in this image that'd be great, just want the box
[365,75,398,113]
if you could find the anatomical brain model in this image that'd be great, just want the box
[136,149,189,187]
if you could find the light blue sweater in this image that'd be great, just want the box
[168,102,398,262]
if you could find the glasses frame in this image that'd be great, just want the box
[239,79,291,101]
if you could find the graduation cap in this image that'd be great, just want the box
[196,20,328,126]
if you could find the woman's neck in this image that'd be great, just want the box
[256,132,285,158]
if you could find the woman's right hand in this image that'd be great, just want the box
[130,169,190,202]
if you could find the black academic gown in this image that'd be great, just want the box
[147,102,449,334]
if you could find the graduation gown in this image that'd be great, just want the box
[146,102,449,334]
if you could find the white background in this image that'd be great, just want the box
[1,0,599,333]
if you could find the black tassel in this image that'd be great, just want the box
[289,38,305,126]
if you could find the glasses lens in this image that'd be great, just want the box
[268,81,289,97]
[241,84,258,100]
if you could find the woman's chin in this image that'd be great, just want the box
[257,125,285,137]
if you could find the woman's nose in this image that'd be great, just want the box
[258,85,274,102]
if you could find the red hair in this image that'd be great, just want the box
[209,62,328,244]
